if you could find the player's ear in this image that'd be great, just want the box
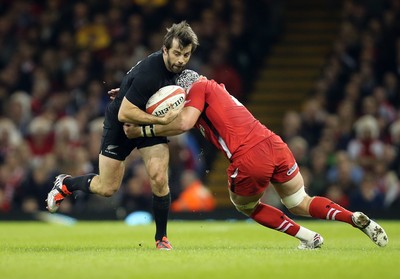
[162,46,168,54]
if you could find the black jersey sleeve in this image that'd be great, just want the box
[124,72,158,109]
[122,51,177,110]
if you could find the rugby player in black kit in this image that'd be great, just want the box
[46,21,199,250]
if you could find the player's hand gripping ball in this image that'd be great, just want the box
[146,85,186,116]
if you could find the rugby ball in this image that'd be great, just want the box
[146,85,186,116]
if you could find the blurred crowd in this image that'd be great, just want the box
[276,0,400,216]
[2,0,400,219]
[0,0,278,216]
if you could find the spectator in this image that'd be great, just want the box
[307,147,329,196]
[5,91,32,136]
[371,85,397,126]
[349,173,385,215]
[171,170,216,212]
[388,119,400,177]
[15,155,59,213]
[119,159,153,216]
[347,115,385,171]
[325,183,350,208]
[208,39,243,101]
[25,116,54,161]
[86,117,105,174]
[281,111,302,142]
[287,136,309,167]
[299,99,327,147]
[335,100,356,150]
[373,161,400,209]
[327,150,363,195]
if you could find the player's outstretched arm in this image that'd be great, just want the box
[124,106,200,138]
[118,97,179,125]
[157,103,183,125]
[156,106,200,135]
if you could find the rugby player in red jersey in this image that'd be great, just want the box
[124,70,388,249]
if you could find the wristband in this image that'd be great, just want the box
[141,125,156,137]
[149,124,156,137]
[145,125,151,137]
[145,125,150,137]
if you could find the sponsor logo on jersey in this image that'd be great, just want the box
[286,162,298,176]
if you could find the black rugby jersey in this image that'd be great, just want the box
[111,50,178,114]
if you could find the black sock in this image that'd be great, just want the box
[153,193,171,241]
[64,174,96,193]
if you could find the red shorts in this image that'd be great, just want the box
[227,134,299,196]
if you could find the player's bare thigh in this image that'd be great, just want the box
[272,172,304,197]
[91,154,126,196]
[229,190,264,205]
[272,172,312,216]
[139,143,170,196]
[229,190,264,216]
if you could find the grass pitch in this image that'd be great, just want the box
[0,219,398,279]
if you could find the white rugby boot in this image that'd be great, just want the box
[352,212,388,247]
[46,174,72,213]
[298,233,324,250]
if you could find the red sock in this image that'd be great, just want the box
[250,203,300,237]
[309,197,353,225]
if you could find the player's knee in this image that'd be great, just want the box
[100,186,118,197]
[96,179,119,197]
[148,170,167,186]
[148,173,169,196]
[232,200,260,216]
[92,176,119,197]
[280,186,308,210]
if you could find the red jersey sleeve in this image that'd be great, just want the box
[183,78,273,160]
[184,81,206,112]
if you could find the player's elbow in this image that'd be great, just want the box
[118,110,128,123]
[175,107,199,133]
[177,124,190,133]
[118,97,137,123]
[178,119,194,132]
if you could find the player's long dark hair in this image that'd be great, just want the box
[163,21,199,53]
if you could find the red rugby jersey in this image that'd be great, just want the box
[185,79,274,160]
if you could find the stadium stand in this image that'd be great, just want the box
[1,0,400,220]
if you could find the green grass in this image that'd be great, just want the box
[0,220,398,279]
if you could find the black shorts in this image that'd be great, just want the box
[99,106,168,161]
